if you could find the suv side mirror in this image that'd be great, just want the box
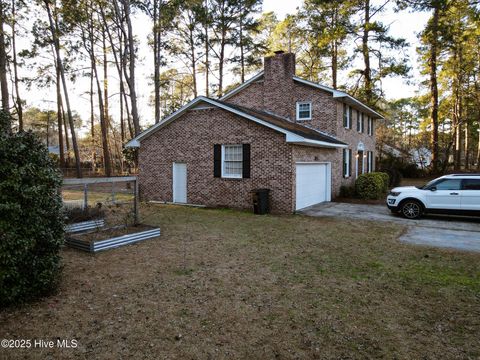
[430,186,437,192]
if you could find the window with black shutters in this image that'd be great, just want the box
[214,144,251,179]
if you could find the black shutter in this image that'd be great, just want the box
[242,144,251,178]
[342,149,346,177]
[213,144,221,178]
[349,107,353,129]
[349,149,352,177]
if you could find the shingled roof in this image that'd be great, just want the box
[126,96,347,149]
[216,100,346,146]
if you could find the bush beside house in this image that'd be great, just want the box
[0,111,64,307]
[355,172,390,200]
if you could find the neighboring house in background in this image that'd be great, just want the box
[127,51,383,213]
[380,143,432,169]
[411,147,432,169]
[380,143,409,159]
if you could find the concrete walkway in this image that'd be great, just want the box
[299,202,480,252]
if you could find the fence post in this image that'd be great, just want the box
[112,182,115,204]
[83,184,88,210]
[134,179,139,225]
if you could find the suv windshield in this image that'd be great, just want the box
[417,179,438,190]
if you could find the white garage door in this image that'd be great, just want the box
[295,163,331,210]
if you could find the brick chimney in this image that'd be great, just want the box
[263,51,296,120]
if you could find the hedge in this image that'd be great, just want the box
[0,112,64,307]
[355,172,390,200]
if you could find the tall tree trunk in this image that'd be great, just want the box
[239,12,245,83]
[90,49,96,172]
[101,6,131,140]
[464,125,469,170]
[453,48,463,170]
[362,0,372,102]
[0,0,9,115]
[103,25,111,167]
[56,64,65,167]
[153,0,161,123]
[61,101,70,166]
[331,8,338,89]
[218,36,225,97]
[204,0,209,97]
[119,0,140,136]
[332,40,338,89]
[189,18,198,97]
[11,0,22,130]
[45,0,82,177]
[86,18,111,177]
[429,5,440,173]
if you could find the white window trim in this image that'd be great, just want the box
[343,148,351,178]
[344,104,351,129]
[347,106,351,129]
[221,144,243,179]
[296,101,312,121]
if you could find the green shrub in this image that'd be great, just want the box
[339,185,356,198]
[0,114,64,307]
[381,167,402,187]
[378,172,390,192]
[355,172,389,200]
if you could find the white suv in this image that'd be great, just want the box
[387,174,480,219]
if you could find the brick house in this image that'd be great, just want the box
[126,51,384,213]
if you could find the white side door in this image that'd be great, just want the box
[461,179,480,211]
[172,163,187,203]
[425,178,462,210]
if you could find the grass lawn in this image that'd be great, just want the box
[1,204,479,359]
[401,177,434,187]
[62,190,134,204]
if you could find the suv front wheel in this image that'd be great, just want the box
[400,200,423,219]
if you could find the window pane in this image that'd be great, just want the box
[299,110,310,118]
[224,145,242,161]
[298,103,311,119]
[224,161,242,176]
[223,145,243,177]
[436,179,462,190]
[463,179,480,190]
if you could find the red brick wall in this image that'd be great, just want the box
[291,82,338,136]
[138,108,294,213]
[226,81,265,110]
[335,102,377,189]
[263,52,295,119]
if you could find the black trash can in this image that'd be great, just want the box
[251,188,270,214]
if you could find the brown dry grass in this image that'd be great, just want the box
[1,204,479,359]
[71,224,155,243]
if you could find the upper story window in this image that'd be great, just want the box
[222,145,243,178]
[367,117,374,136]
[357,111,364,133]
[343,104,352,129]
[296,102,312,121]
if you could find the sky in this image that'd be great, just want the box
[19,0,431,134]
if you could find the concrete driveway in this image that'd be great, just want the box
[299,202,480,252]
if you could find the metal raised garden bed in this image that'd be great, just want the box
[65,227,161,253]
[65,219,105,234]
